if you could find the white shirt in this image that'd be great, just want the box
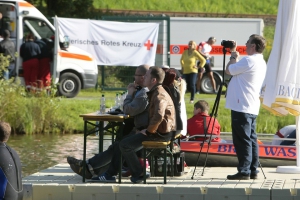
[200,42,212,56]
[225,54,266,115]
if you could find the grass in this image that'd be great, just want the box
[93,0,279,15]
[0,81,295,134]
[74,90,295,134]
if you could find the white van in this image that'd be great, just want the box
[0,0,98,98]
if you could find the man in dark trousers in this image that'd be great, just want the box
[225,34,267,180]
[0,122,23,200]
[20,33,41,91]
[0,30,15,79]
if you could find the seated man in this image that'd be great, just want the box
[186,100,221,142]
[92,66,176,183]
[67,64,150,179]
[271,125,296,145]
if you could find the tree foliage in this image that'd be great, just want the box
[27,0,94,18]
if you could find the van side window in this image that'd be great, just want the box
[23,18,54,40]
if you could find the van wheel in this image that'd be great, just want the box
[200,72,222,94]
[58,73,81,98]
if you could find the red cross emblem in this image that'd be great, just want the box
[144,40,153,50]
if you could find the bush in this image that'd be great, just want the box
[0,78,68,134]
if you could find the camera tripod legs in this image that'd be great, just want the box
[259,160,267,179]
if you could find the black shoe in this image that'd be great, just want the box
[67,156,92,179]
[227,173,250,180]
[250,173,258,179]
[67,156,83,166]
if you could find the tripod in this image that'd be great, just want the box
[191,46,266,179]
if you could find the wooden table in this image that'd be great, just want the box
[79,112,130,183]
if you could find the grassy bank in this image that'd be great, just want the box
[0,80,294,134]
[73,90,295,134]
[93,0,279,15]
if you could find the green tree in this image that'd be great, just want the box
[43,0,93,18]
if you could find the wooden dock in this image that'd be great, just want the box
[22,164,300,200]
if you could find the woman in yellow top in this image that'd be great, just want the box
[180,40,206,103]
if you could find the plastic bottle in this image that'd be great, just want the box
[119,92,125,109]
[100,94,106,114]
[115,93,120,109]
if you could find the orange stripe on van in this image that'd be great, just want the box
[18,2,34,7]
[59,51,93,61]
[170,44,247,55]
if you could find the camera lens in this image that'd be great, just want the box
[221,40,234,48]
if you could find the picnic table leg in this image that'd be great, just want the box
[83,120,87,182]
[99,121,104,153]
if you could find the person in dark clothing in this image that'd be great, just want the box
[67,65,150,179]
[0,30,15,79]
[20,33,41,91]
[0,121,23,200]
[35,38,52,90]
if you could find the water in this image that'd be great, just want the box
[8,133,275,178]
[7,134,112,177]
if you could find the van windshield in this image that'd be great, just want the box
[23,18,54,39]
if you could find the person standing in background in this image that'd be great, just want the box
[20,33,41,92]
[35,38,53,91]
[0,30,15,79]
[196,37,217,94]
[180,40,206,103]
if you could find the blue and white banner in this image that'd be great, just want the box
[56,17,159,66]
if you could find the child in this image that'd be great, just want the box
[187,100,221,142]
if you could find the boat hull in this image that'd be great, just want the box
[181,141,296,167]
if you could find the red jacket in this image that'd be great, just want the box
[187,113,221,142]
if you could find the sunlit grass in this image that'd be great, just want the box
[93,0,279,15]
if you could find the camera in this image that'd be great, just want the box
[221,40,234,48]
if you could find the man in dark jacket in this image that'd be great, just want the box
[0,30,15,79]
[0,122,23,200]
[92,66,176,183]
[20,33,41,91]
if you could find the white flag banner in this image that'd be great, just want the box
[56,17,159,66]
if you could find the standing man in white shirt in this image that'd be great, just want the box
[225,34,267,180]
[196,36,217,94]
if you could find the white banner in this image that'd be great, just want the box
[56,17,159,66]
